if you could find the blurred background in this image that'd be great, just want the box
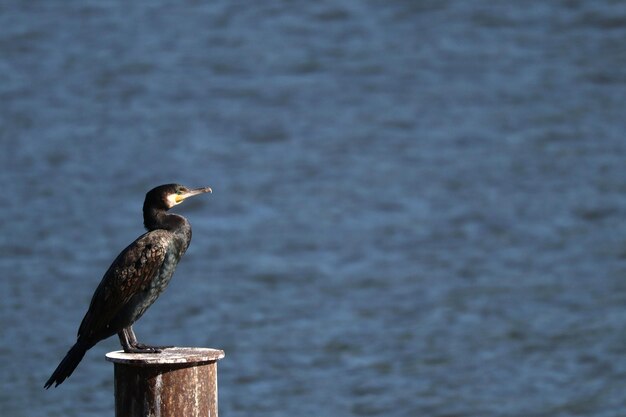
[1,1,626,416]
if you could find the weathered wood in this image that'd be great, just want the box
[106,347,225,417]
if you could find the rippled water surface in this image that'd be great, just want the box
[2,1,626,416]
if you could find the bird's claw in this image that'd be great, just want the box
[123,346,161,354]
[123,343,172,354]
[137,343,174,350]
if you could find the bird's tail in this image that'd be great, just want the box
[44,340,90,389]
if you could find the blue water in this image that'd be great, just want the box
[2,1,626,416]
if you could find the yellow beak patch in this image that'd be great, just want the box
[166,193,184,207]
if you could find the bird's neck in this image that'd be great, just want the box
[143,207,189,233]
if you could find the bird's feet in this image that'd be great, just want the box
[118,327,174,354]
[123,342,174,354]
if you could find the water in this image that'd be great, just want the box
[1,1,626,416]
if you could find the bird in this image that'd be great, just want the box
[44,183,212,389]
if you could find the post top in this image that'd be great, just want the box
[105,347,225,366]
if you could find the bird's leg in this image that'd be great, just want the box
[118,328,140,352]
[118,327,162,353]
[131,325,174,351]
[125,326,139,346]
[122,326,173,352]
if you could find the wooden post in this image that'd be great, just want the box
[105,347,225,417]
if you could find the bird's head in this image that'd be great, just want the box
[145,183,212,211]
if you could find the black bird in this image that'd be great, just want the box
[45,184,212,388]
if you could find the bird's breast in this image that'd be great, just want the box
[149,236,189,294]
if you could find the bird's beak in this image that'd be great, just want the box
[176,186,212,203]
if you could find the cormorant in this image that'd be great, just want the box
[44,184,212,389]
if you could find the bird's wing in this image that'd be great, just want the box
[77,230,171,339]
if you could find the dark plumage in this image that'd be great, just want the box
[45,184,212,389]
